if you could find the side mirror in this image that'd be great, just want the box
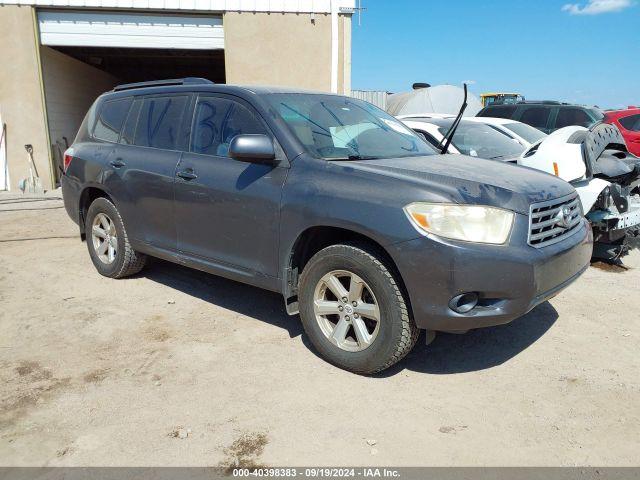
[229,134,276,164]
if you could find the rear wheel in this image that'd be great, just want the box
[86,197,147,278]
[298,243,419,374]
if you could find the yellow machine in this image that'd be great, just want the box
[480,93,524,107]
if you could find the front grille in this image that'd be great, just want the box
[528,193,583,248]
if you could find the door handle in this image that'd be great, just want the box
[110,159,125,168]
[177,169,198,180]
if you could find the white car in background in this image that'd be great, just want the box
[466,117,547,148]
[399,115,527,162]
[398,114,547,149]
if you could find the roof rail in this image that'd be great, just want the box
[113,77,213,92]
[516,100,562,105]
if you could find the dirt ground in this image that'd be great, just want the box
[0,190,638,467]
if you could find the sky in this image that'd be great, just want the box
[351,0,639,109]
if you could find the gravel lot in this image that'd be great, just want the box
[1,191,638,467]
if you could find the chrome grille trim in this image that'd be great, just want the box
[528,193,583,248]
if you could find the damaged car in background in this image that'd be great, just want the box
[401,85,640,262]
[520,123,640,260]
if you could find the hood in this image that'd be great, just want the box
[520,127,588,183]
[339,154,575,215]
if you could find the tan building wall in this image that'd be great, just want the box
[0,7,353,190]
[223,11,352,94]
[0,5,52,190]
[41,46,119,179]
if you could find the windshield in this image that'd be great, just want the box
[437,122,525,159]
[503,122,547,144]
[265,94,436,160]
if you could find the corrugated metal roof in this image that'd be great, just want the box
[1,0,356,13]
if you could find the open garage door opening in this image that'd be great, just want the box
[38,10,225,184]
[49,46,225,85]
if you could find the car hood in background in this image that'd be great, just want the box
[339,154,575,215]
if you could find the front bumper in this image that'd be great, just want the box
[388,214,593,331]
[589,198,640,230]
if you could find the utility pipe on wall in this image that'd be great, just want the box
[330,0,339,93]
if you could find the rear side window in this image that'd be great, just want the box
[93,97,132,142]
[556,108,593,129]
[75,102,98,143]
[520,107,551,129]
[190,96,269,157]
[134,96,189,150]
[479,106,517,119]
[619,114,640,132]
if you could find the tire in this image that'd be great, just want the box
[298,243,419,374]
[85,197,147,278]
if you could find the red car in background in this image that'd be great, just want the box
[604,107,640,156]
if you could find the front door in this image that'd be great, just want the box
[174,94,287,278]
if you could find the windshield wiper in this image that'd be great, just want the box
[329,155,380,161]
[438,83,468,154]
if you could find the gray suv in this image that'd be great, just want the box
[478,101,604,134]
[61,78,593,374]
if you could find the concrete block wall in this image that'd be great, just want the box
[0,5,51,190]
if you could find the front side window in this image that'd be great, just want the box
[556,108,593,129]
[264,94,435,160]
[190,97,269,157]
[520,107,551,129]
[134,96,189,150]
[619,114,640,132]
[93,97,132,143]
[413,129,441,149]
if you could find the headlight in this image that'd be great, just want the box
[404,203,514,244]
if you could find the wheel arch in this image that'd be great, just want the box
[283,226,411,318]
[78,185,116,240]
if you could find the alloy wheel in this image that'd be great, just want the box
[313,270,381,352]
[91,213,117,264]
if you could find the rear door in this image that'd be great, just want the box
[104,93,191,251]
[173,94,287,278]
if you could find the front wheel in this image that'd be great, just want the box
[298,243,419,374]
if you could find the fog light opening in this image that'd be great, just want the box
[449,292,479,314]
